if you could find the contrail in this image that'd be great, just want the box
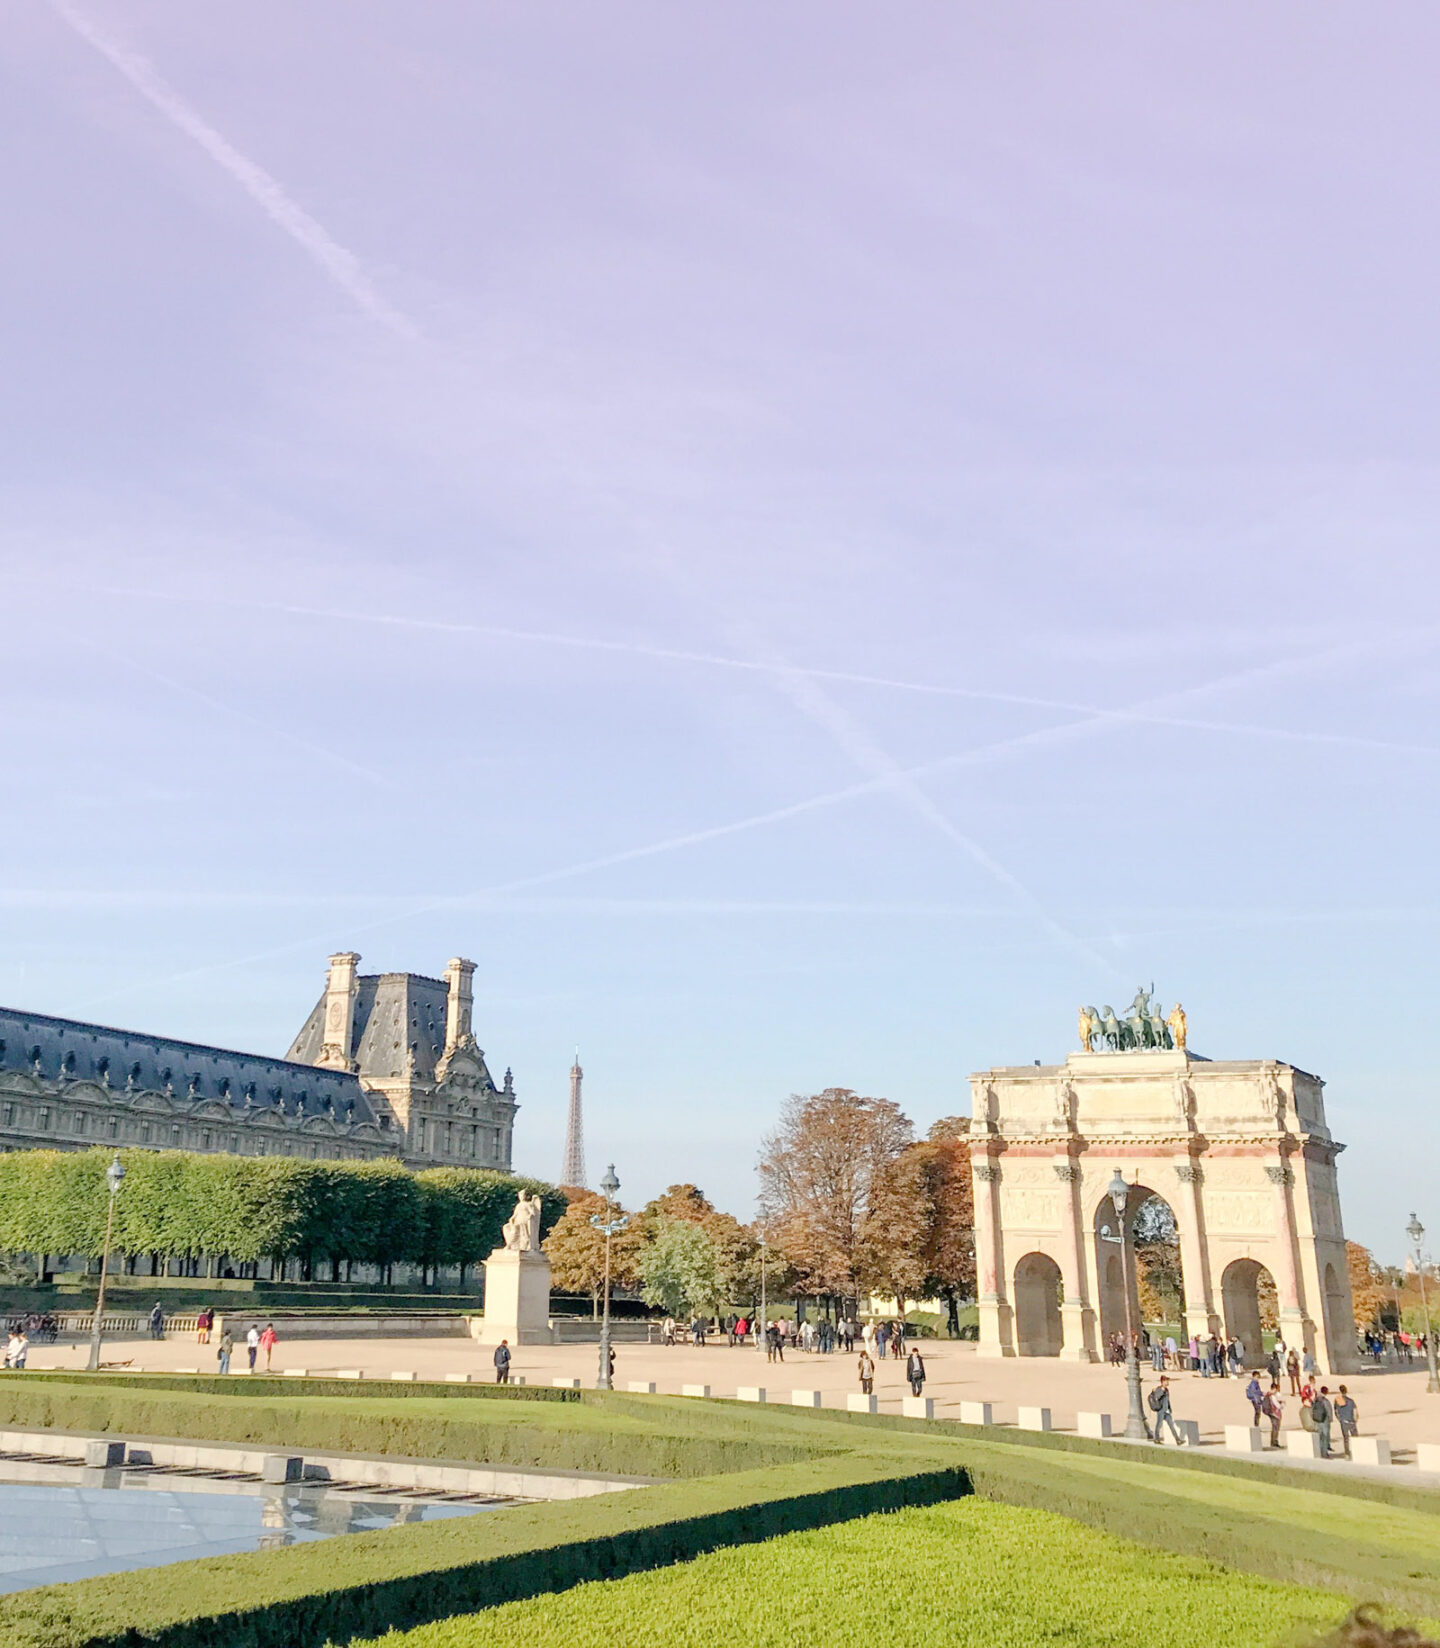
[87,584,1440,763]
[99,651,388,788]
[48,0,416,339]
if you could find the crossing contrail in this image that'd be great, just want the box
[48,0,417,338]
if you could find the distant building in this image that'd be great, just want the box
[0,952,518,1169]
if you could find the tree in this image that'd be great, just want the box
[857,1128,975,1327]
[635,1216,723,1319]
[1348,1240,1389,1332]
[543,1187,641,1315]
[918,1125,975,1331]
[758,1088,913,1298]
[1132,1196,1183,1324]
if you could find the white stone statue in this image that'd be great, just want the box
[502,1189,542,1253]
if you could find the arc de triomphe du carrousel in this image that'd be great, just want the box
[968,989,1358,1374]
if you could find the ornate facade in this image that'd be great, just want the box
[0,952,518,1170]
[970,1038,1357,1374]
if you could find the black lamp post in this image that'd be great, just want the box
[591,1163,627,1391]
[1106,1169,1150,1440]
[86,1154,126,1373]
[1406,1213,1440,1395]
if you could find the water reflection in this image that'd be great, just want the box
[0,1467,498,1592]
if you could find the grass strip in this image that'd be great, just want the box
[351,1498,1371,1648]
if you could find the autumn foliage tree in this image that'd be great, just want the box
[758,1088,913,1301]
[542,1186,642,1315]
[1348,1240,1389,1332]
[858,1120,975,1329]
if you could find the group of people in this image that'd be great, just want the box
[4,1312,55,1346]
[658,1314,910,1358]
[3,1327,29,1368]
[1244,1372,1360,1456]
[1362,1329,1431,1365]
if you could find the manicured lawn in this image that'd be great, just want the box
[354,1498,1361,1648]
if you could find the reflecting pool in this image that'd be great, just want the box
[0,1465,504,1592]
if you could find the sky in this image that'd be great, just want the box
[1,3,1437,1259]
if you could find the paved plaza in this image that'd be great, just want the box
[26,1331,1440,1466]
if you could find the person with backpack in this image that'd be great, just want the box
[1147,1375,1184,1444]
[1311,1385,1335,1457]
[1246,1373,1265,1426]
[492,1339,511,1385]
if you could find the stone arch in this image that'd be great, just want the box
[1093,1183,1182,1349]
[1013,1251,1063,1356]
[1322,1261,1349,1365]
[1221,1257,1275,1367]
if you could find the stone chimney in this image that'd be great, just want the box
[444,957,476,1056]
[316,951,360,1071]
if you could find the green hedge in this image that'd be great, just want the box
[3,1372,579,1406]
[0,1380,824,1480]
[4,1454,969,1648]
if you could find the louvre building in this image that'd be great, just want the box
[0,953,517,1169]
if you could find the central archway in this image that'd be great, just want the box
[1013,1252,1063,1356]
[1221,1258,1276,1366]
[1094,1184,1183,1352]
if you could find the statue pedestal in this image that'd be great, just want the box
[473,1248,552,1345]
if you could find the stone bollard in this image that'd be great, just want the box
[1350,1436,1391,1467]
[282,1368,309,1378]
[627,1381,657,1394]
[445,1373,475,1384]
[1225,1425,1264,1453]
[1174,1419,1201,1447]
[791,1389,822,1407]
[552,1377,581,1389]
[847,1393,879,1414]
[959,1401,993,1426]
[1018,1406,1052,1432]
[334,1370,365,1380]
[1078,1412,1113,1439]
[390,1371,418,1382]
[736,1387,767,1403]
[1287,1430,1323,1459]
[681,1383,711,1398]
[902,1395,935,1419]
[83,1440,125,1468]
[512,1375,527,1386]
[261,1455,303,1484]
[1415,1442,1440,1473]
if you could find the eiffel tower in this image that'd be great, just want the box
[561,1053,586,1188]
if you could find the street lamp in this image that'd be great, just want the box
[591,1163,627,1391]
[86,1154,126,1373]
[757,1226,768,1358]
[1104,1168,1150,1440]
[1406,1213,1440,1395]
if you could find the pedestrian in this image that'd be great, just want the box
[1267,1345,1281,1382]
[149,1302,164,1341]
[196,1307,211,1346]
[1147,1375,1185,1444]
[906,1346,926,1397]
[246,1324,259,1372]
[876,1321,890,1361]
[1150,1336,1164,1372]
[217,1328,233,1376]
[857,1349,875,1395]
[1334,1385,1358,1459]
[1262,1383,1283,1449]
[1246,1373,1264,1427]
[1312,1384,1335,1457]
[1188,1333,1200,1371]
[5,1329,23,1369]
[493,1339,511,1385]
[606,1344,616,1383]
[1302,1348,1318,1382]
[1286,1348,1301,1395]
[259,1322,278,1371]
[13,1331,27,1370]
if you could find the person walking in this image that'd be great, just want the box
[245,1324,259,1372]
[259,1322,278,1371]
[1262,1383,1284,1449]
[857,1348,875,1396]
[217,1328,233,1376]
[1286,1348,1301,1395]
[13,1330,27,1370]
[1246,1373,1265,1427]
[149,1303,164,1342]
[906,1346,926,1397]
[1334,1385,1358,1460]
[1311,1385,1335,1457]
[493,1339,512,1385]
[1147,1375,1185,1444]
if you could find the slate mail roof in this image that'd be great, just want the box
[0,1004,375,1120]
[288,972,497,1088]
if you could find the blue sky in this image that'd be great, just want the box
[2,4,1437,1257]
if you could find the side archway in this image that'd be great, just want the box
[1013,1251,1063,1356]
[1221,1257,1275,1366]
